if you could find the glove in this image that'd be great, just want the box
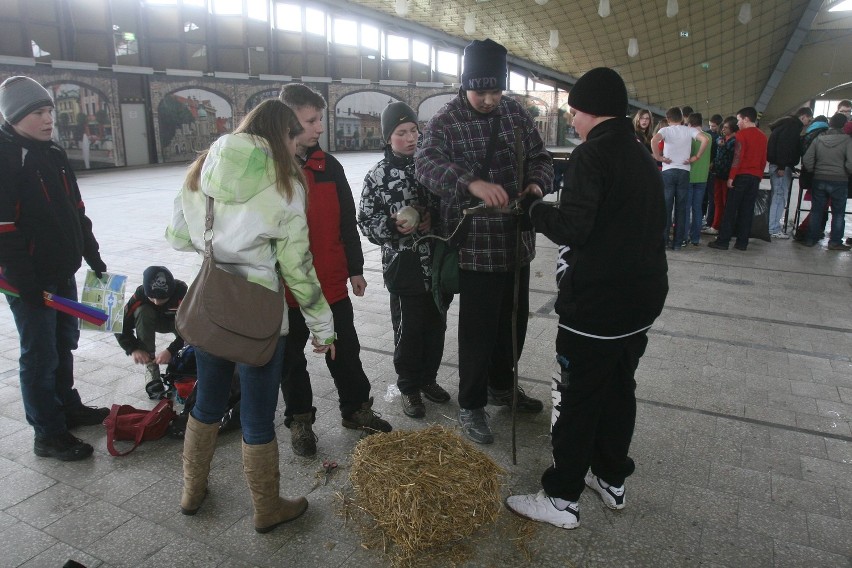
[18,284,44,308]
[89,258,107,280]
[518,192,542,213]
[516,193,542,231]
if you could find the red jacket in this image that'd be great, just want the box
[729,126,768,181]
[285,146,364,308]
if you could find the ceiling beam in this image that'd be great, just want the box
[755,0,823,112]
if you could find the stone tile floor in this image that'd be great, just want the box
[0,154,850,567]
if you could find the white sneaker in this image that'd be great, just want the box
[701,227,719,235]
[584,471,625,510]
[505,491,579,529]
[771,232,790,240]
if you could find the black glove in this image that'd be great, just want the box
[18,283,44,308]
[516,193,542,231]
[518,192,542,213]
[89,258,107,280]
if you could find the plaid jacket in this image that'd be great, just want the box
[415,91,553,271]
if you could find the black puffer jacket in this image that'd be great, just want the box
[767,116,803,169]
[0,124,103,293]
[529,117,668,337]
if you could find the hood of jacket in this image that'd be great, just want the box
[805,120,828,134]
[817,129,850,148]
[200,133,275,204]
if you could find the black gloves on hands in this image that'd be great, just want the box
[515,193,542,231]
[89,258,107,280]
[518,192,542,214]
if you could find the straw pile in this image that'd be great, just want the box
[347,425,505,560]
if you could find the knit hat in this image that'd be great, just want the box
[0,76,54,125]
[143,266,175,300]
[461,39,508,91]
[381,102,418,141]
[568,67,628,118]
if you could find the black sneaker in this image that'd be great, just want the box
[401,392,426,418]
[34,431,94,461]
[420,382,451,403]
[341,397,392,433]
[66,405,110,429]
[487,386,544,413]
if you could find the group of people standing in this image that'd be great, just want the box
[635,99,852,253]
[1,41,670,536]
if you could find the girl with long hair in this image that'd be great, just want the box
[633,109,654,152]
[167,99,335,534]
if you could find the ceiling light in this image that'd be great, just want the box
[549,30,559,49]
[395,0,408,16]
[598,0,610,18]
[464,13,476,34]
[534,0,549,4]
[627,38,639,58]
[738,3,752,24]
[666,0,678,18]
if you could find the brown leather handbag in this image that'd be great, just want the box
[176,196,284,367]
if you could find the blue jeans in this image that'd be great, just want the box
[768,164,791,234]
[808,180,849,245]
[7,276,83,437]
[689,181,706,243]
[662,169,690,248]
[192,337,286,445]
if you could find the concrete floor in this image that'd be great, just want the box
[0,153,850,568]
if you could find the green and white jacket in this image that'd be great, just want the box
[166,133,334,343]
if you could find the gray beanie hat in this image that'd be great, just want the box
[0,76,54,125]
[381,101,418,141]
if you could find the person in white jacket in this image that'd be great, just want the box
[166,99,335,533]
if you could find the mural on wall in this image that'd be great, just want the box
[48,82,116,170]
[157,89,233,163]
[507,93,551,145]
[245,89,280,113]
[334,91,402,151]
[418,94,455,123]
[557,102,577,145]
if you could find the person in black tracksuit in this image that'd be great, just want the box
[0,76,110,461]
[358,102,451,419]
[506,68,668,530]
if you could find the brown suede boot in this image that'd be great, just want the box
[242,439,308,533]
[180,416,219,515]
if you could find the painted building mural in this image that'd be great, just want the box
[157,89,232,163]
[49,82,115,170]
[334,91,400,151]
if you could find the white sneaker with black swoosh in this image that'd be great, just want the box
[585,471,625,510]
[505,491,580,529]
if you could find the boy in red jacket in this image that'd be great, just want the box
[708,107,768,251]
[278,84,392,457]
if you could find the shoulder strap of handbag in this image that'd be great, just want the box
[204,195,215,259]
[106,399,173,457]
[478,114,502,180]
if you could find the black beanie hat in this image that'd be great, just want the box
[461,39,508,91]
[0,76,54,125]
[381,102,418,141]
[143,266,175,300]
[568,67,628,118]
